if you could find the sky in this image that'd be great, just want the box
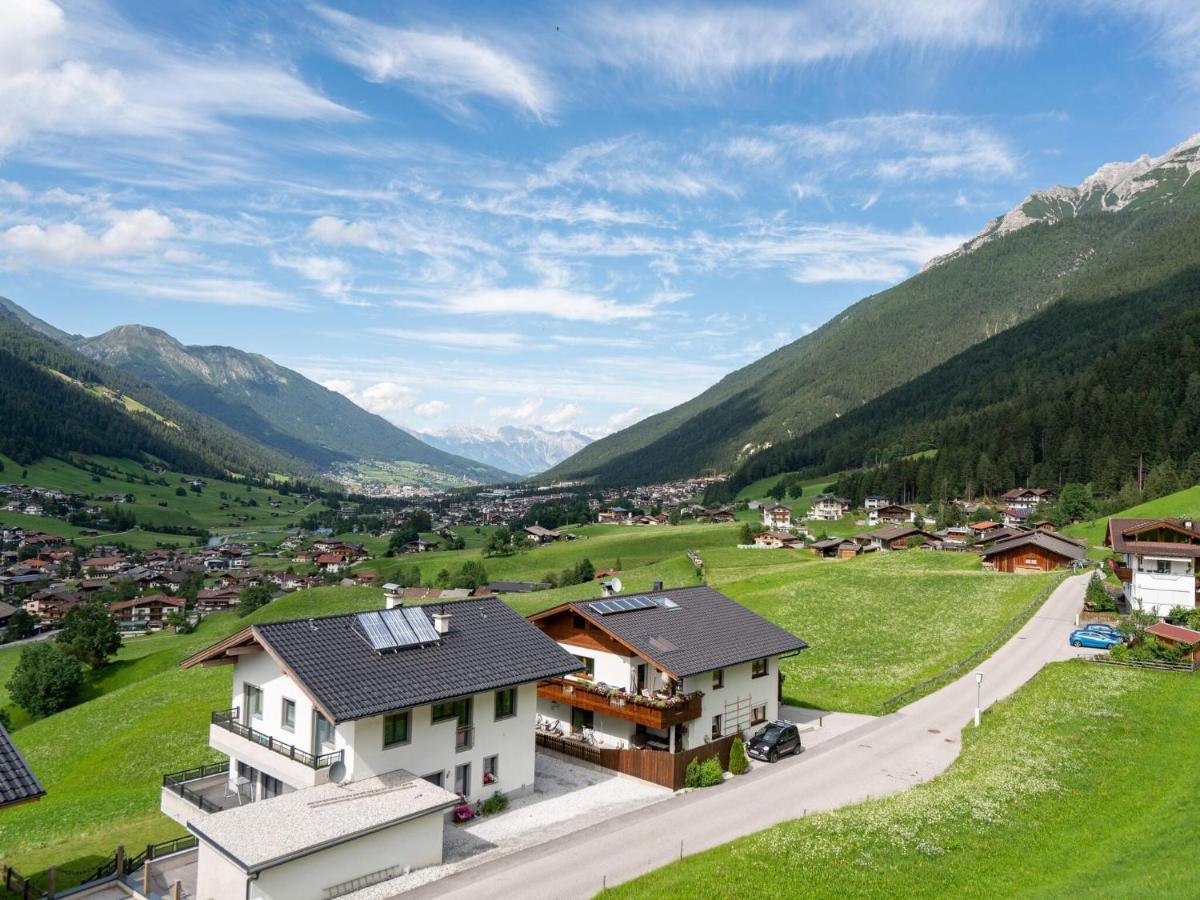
[1,1,1198,440]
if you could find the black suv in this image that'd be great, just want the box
[746,721,803,762]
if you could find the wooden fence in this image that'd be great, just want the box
[1080,654,1196,673]
[536,730,737,790]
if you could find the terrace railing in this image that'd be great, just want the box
[212,708,343,769]
[162,762,230,815]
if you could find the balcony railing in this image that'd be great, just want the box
[212,707,343,769]
[537,677,703,729]
[455,724,474,753]
[162,762,230,814]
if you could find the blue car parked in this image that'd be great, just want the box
[1070,628,1123,649]
[1080,623,1127,642]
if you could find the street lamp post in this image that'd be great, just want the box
[974,672,983,728]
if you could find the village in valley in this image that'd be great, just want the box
[3,447,1198,899]
[3,4,1200,898]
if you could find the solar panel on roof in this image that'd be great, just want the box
[652,596,679,610]
[401,606,441,643]
[588,595,659,615]
[359,611,396,650]
[380,606,417,646]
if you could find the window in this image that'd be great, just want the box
[432,698,471,726]
[383,711,410,748]
[751,704,767,725]
[572,613,586,629]
[711,714,723,740]
[260,774,282,799]
[571,707,594,732]
[483,755,499,786]
[576,655,595,678]
[712,669,724,689]
[281,698,295,732]
[494,688,517,720]
[423,771,444,788]
[244,684,263,720]
[751,657,769,678]
[454,762,471,797]
[1157,559,1171,574]
[314,712,335,749]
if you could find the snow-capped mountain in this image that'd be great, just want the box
[416,425,594,476]
[927,132,1200,269]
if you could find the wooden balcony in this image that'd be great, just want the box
[537,677,702,729]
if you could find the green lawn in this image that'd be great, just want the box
[1063,484,1200,551]
[0,531,1063,883]
[0,452,325,543]
[610,662,1198,899]
[716,552,1059,712]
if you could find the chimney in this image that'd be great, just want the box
[652,580,664,592]
[383,583,402,609]
[433,609,451,635]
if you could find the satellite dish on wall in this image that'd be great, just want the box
[610,577,623,594]
[328,760,348,784]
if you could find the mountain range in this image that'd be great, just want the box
[545,132,1200,487]
[0,298,514,484]
[415,425,593,476]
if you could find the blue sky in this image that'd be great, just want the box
[1,1,1198,439]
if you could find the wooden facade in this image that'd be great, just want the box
[985,543,1074,573]
[536,731,737,790]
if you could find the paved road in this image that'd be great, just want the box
[406,572,1092,899]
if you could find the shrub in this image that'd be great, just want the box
[7,643,84,717]
[1085,575,1117,612]
[699,755,724,787]
[481,792,509,815]
[684,758,702,788]
[728,736,749,775]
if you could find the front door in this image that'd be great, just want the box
[636,663,647,693]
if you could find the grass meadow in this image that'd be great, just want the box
[610,662,1198,898]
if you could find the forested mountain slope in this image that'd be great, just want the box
[545,134,1200,485]
[0,317,304,478]
[75,324,511,481]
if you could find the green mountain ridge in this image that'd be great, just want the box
[545,133,1200,485]
[71,322,515,483]
[0,314,305,479]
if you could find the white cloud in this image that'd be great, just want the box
[527,137,727,197]
[2,207,174,261]
[423,286,664,322]
[544,402,583,428]
[579,1,1029,90]
[357,381,418,415]
[313,5,553,120]
[322,378,356,395]
[490,397,544,425]
[106,275,304,310]
[271,252,351,297]
[0,0,356,155]
[583,406,643,438]
[307,215,383,250]
[413,400,448,417]
[371,328,524,350]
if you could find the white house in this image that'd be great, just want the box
[867,504,917,527]
[761,503,793,529]
[529,585,807,760]
[809,495,851,522]
[863,495,890,511]
[1000,487,1055,512]
[1106,517,1200,616]
[166,595,580,900]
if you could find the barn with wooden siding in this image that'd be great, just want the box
[981,531,1086,573]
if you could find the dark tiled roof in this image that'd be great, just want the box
[565,585,807,679]
[1106,517,1200,559]
[254,597,581,723]
[981,531,1086,561]
[0,724,44,809]
[857,525,936,542]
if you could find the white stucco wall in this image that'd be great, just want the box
[346,682,538,799]
[194,814,444,900]
[224,657,539,800]
[681,656,778,749]
[1131,554,1196,615]
[252,814,443,900]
